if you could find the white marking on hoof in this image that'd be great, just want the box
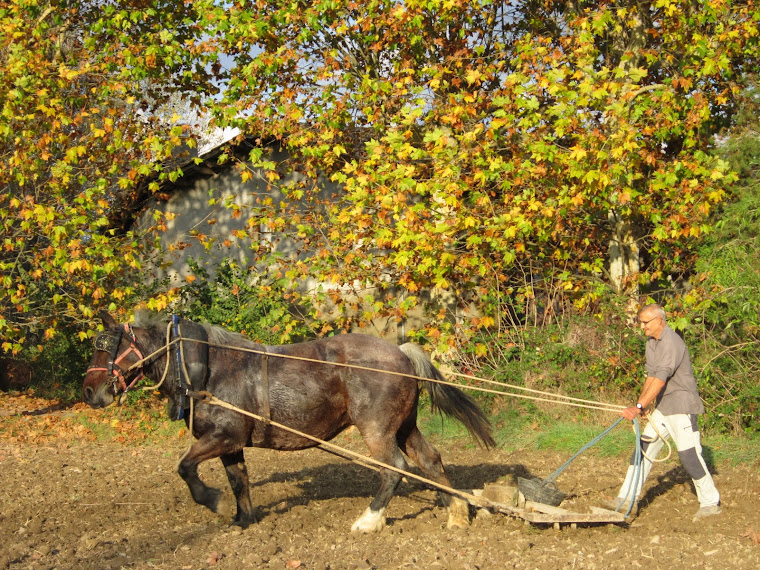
[215,497,233,518]
[447,497,470,529]
[351,507,386,533]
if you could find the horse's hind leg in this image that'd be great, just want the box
[221,450,257,528]
[351,438,408,533]
[400,425,470,529]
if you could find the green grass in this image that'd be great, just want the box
[417,402,760,467]
[702,433,760,466]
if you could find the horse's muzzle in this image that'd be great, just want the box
[82,382,115,409]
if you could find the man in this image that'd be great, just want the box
[602,303,721,522]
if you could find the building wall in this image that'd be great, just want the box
[139,140,464,343]
[140,142,302,285]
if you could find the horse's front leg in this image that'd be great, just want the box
[177,435,234,517]
[221,450,257,528]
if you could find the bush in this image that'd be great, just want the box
[175,257,319,344]
[3,328,92,402]
[445,286,645,421]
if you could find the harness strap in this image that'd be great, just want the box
[253,348,271,443]
[86,324,146,395]
[173,315,191,420]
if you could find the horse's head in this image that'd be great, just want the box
[82,311,146,408]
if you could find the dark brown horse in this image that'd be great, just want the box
[82,311,494,532]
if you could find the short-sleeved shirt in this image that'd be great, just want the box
[646,325,705,416]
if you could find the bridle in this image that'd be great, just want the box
[86,323,146,396]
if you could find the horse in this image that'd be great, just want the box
[82,311,495,532]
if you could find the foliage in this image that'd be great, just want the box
[11,326,92,401]
[2,1,760,436]
[0,1,218,352]
[681,80,760,434]
[449,281,645,400]
[175,257,318,344]
[197,0,760,348]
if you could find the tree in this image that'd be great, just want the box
[195,0,759,345]
[0,0,218,351]
[3,0,759,357]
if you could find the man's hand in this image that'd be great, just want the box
[620,406,644,421]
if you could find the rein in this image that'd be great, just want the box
[186,389,500,512]
[128,336,626,414]
[92,319,626,415]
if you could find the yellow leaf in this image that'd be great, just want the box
[569,145,587,160]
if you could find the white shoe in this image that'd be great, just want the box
[692,505,721,522]
[600,497,638,518]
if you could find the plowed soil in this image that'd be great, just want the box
[2,403,760,569]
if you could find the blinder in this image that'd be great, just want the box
[94,331,122,354]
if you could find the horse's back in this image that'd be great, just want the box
[266,333,413,379]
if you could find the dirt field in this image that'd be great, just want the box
[2,402,760,569]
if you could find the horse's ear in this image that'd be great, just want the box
[99,310,117,329]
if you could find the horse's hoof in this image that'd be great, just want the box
[212,495,233,518]
[446,497,471,529]
[232,515,257,529]
[446,515,470,529]
[351,507,386,533]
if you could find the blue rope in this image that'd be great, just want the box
[614,417,643,517]
[538,416,644,518]
[542,417,625,485]
[172,315,186,420]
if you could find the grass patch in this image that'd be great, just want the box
[532,420,635,458]
[5,389,759,467]
[703,433,760,466]
[418,407,484,448]
[419,397,760,468]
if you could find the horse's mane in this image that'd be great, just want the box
[133,309,167,330]
[132,310,258,349]
[205,323,257,349]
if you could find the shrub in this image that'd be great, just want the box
[175,257,319,344]
[3,328,92,402]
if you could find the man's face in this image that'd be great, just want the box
[639,311,665,339]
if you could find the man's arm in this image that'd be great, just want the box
[620,376,666,421]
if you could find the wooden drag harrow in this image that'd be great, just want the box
[469,479,626,529]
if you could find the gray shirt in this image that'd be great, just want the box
[646,325,705,415]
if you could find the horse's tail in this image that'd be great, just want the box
[399,343,496,449]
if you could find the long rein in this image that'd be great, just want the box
[124,333,671,463]
[123,333,628,414]
[131,331,670,457]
